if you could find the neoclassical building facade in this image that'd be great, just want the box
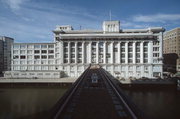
[53,21,165,79]
[8,20,165,79]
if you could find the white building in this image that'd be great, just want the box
[5,43,61,79]
[53,21,165,79]
[7,20,165,79]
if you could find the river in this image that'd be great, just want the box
[0,86,180,119]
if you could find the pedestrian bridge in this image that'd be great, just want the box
[48,65,145,119]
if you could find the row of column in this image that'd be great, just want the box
[61,41,153,64]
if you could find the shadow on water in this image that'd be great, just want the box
[0,85,70,119]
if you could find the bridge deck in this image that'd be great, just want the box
[51,67,142,119]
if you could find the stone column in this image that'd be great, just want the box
[148,41,153,64]
[125,42,129,64]
[82,41,85,64]
[60,41,64,64]
[103,41,106,64]
[118,42,121,64]
[75,42,78,64]
[140,41,144,64]
[68,42,71,64]
[96,41,99,64]
[111,41,114,63]
[133,42,136,64]
[89,42,92,63]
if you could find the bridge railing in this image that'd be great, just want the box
[48,65,91,119]
[99,68,147,119]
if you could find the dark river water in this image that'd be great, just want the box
[0,86,180,119]
[0,86,67,119]
[123,87,180,119]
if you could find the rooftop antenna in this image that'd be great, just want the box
[109,10,112,21]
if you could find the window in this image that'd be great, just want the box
[27,55,32,59]
[34,66,41,70]
[71,59,75,63]
[13,61,19,64]
[34,50,40,54]
[13,50,18,54]
[34,44,41,48]
[13,55,19,59]
[41,44,47,48]
[64,59,68,63]
[27,66,33,70]
[144,48,148,52]
[27,61,33,64]
[128,59,133,63]
[42,66,48,70]
[48,44,54,48]
[42,55,47,59]
[20,61,26,64]
[71,54,75,58]
[48,60,54,64]
[41,60,47,64]
[27,50,32,54]
[20,55,26,59]
[153,53,159,57]
[27,45,33,49]
[121,48,125,52]
[78,54,82,58]
[20,50,25,54]
[48,55,54,59]
[136,59,140,63]
[64,54,68,58]
[121,59,125,63]
[48,50,54,53]
[13,45,19,49]
[34,60,40,64]
[34,55,40,59]
[42,50,47,54]
[20,44,26,49]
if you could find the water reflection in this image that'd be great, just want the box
[124,88,180,119]
[0,87,67,119]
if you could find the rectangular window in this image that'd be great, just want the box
[13,50,18,54]
[42,55,47,59]
[34,50,40,54]
[20,61,26,64]
[27,45,33,49]
[27,55,32,59]
[13,55,19,59]
[13,45,20,49]
[121,59,125,63]
[20,44,26,49]
[64,54,68,58]
[27,50,32,54]
[48,50,54,53]
[34,44,41,48]
[34,60,40,64]
[48,60,54,64]
[48,44,54,48]
[20,55,26,59]
[20,50,25,54]
[42,50,47,54]
[13,61,19,64]
[41,60,47,64]
[27,61,33,64]
[41,44,47,48]
[34,55,40,59]
[48,55,54,59]
[71,54,75,58]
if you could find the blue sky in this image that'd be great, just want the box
[0,0,180,43]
